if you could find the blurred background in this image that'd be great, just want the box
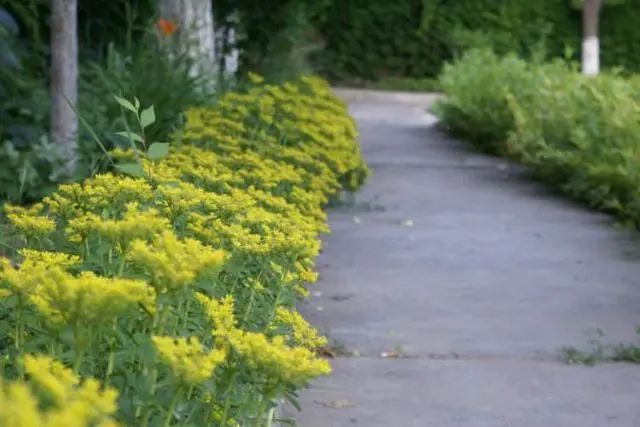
[0,0,636,203]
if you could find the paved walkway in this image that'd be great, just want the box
[285,90,640,427]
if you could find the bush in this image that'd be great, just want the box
[0,3,213,203]
[0,75,369,426]
[434,49,534,151]
[435,48,640,225]
[78,30,215,163]
[315,0,640,82]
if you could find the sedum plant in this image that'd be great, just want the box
[0,75,369,426]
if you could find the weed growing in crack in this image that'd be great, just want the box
[562,327,640,365]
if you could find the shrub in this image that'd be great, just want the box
[315,0,640,82]
[435,48,640,226]
[0,75,369,426]
[433,49,534,152]
[78,30,215,167]
[0,4,214,203]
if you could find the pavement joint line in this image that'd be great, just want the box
[364,162,514,170]
[325,354,568,364]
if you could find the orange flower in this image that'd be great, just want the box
[157,18,177,36]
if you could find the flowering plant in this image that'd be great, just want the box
[0,75,368,425]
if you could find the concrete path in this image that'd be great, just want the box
[285,91,640,427]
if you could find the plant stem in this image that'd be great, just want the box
[72,318,90,373]
[140,406,153,427]
[105,322,117,383]
[218,371,238,426]
[73,337,84,372]
[163,387,183,427]
[15,297,25,380]
[242,286,256,325]
[265,407,276,427]
[181,297,191,331]
[117,255,127,277]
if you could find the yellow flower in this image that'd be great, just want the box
[196,294,329,384]
[195,293,236,338]
[274,307,327,349]
[127,231,226,292]
[5,203,55,238]
[0,382,43,427]
[66,203,170,249]
[0,74,369,422]
[18,249,80,270]
[46,174,153,218]
[152,336,227,385]
[49,382,118,426]
[0,250,79,297]
[23,354,79,404]
[82,174,154,210]
[26,269,155,325]
[228,330,330,385]
[298,269,319,284]
[0,355,119,427]
[187,213,264,254]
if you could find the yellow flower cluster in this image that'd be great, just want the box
[152,336,227,385]
[228,331,330,385]
[29,270,155,325]
[0,249,79,296]
[274,307,328,349]
[4,203,55,238]
[127,231,226,292]
[1,75,367,424]
[46,175,154,218]
[197,293,330,385]
[66,203,170,249]
[0,252,155,324]
[195,293,236,337]
[0,355,118,427]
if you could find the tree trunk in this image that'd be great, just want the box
[159,0,216,81]
[50,0,78,172]
[582,0,602,75]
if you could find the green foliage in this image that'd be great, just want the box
[0,5,64,203]
[315,0,640,82]
[0,3,212,203]
[436,48,640,226]
[215,0,328,81]
[79,30,213,152]
[0,76,368,425]
[109,94,170,178]
[433,49,535,152]
[0,138,68,203]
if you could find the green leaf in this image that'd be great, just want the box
[115,131,144,143]
[140,105,156,129]
[146,142,170,161]
[115,162,145,177]
[113,95,137,113]
[134,97,141,110]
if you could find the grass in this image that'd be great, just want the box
[561,327,640,365]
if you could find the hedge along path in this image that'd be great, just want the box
[0,75,369,426]
[291,90,640,427]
